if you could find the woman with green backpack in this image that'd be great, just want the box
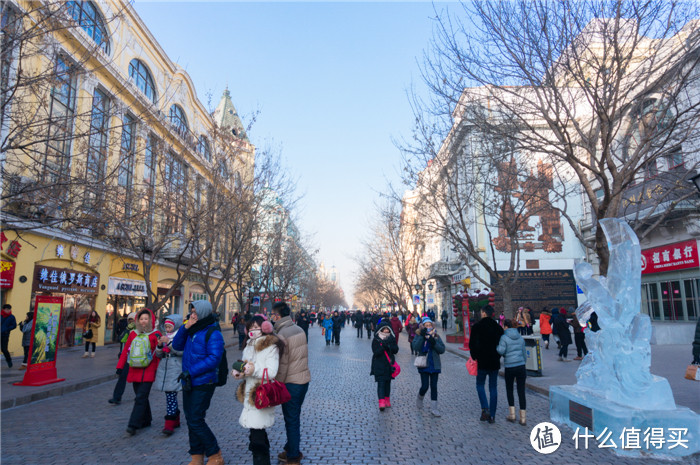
[116,308,161,436]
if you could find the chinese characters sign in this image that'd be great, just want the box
[32,266,100,295]
[641,240,699,275]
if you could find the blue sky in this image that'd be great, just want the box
[133,1,443,302]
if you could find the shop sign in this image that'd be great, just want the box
[1,261,16,289]
[32,265,99,295]
[641,240,699,275]
[108,277,147,297]
[122,263,139,272]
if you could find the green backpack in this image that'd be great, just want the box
[127,333,154,368]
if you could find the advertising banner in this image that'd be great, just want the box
[14,296,66,386]
[413,295,421,306]
[251,296,260,307]
[641,240,699,275]
[108,277,147,297]
[0,260,15,288]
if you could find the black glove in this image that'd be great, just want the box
[116,368,122,375]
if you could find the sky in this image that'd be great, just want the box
[133,1,445,303]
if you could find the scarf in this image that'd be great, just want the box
[187,314,217,336]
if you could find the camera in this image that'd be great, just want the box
[231,360,246,373]
[177,372,192,392]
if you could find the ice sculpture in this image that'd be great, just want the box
[549,218,699,458]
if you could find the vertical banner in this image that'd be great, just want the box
[14,296,66,386]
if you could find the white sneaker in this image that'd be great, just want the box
[90,353,95,358]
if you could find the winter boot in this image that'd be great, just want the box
[90,352,95,358]
[379,398,386,411]
[162,415,176,435]
[186,455,204,465]
[174,410,181,428]
[252,451,271,465]
[431,400,441,417]
[506,406,516,423]
[480,408,490,421]
[384,397,391,408]
[416,393,424,409]
[519,409,527,426]
[82,352,89,358]
[207,450,225,465]
[544,340,549,349]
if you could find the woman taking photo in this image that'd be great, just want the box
[412,317,446,417]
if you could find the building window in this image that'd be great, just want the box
[140,134,157,234]
[45,56,77,183]
[143,134,156,185]
[163,152,187,234]
[128,59,156,103]
[169,104,188,139]
[1,6,18,128]
[644,160,658,179]
[665,147,683,170]
[118,114,135,188]
[197,135,211,161]
[67,1,110,54]
[85,87,110,209]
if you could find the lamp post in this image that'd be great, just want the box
[422,278,427,314]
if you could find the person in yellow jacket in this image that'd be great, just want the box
[82,310,101,358]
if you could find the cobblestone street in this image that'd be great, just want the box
[2,328,697,465]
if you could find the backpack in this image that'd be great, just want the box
[205,326,228,387]
[128,332,154,368]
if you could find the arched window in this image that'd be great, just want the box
[197,135,211,161]
[128,59,156,103]
[67,1,110,54]
[169,104,188,138]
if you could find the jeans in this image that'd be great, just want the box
[128,382,153,428]
[574,333,588,357]
[112,364,129,401]
[476,369,499,418]
[183,384,219,457]
[377,379,391,399]
[238,334,246,350]
[559,344,569,359]
[419,372,439,401]
[504,364,527,409]
[282,382,309,459]
[541,334,550,343]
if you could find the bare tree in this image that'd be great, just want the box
[415,0,700,275]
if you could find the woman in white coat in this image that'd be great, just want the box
[233,315,284,465]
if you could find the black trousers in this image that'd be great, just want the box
[332,329,340,345]
[356,326,362,338]
[442,319,447,330]
[504,364,527,409]
[128,381,153,429]
[419,372,439,401]
[574,333,588,357]
[112,364,129,401]
[365,325,372,339]
[85,341,96,353]
[377,379,392,399]
[1,333,12,365]
[249,428,270,458]
[22,346,29,364]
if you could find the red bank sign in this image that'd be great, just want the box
[641,240,699,275]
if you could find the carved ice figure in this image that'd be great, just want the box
[573,218,675,410]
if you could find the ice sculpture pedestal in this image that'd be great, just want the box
[550,385,700,458]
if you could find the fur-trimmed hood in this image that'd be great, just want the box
[246,334,280,352]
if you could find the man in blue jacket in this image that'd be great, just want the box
[171,300,225,465]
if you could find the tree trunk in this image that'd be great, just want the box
[595,225,610,277]
[501,285,514,320]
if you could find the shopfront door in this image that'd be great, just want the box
[660,280,682,321]
[57,294,94,348]
[106,295,146,343]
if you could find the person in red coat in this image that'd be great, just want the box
[389,313,403,343]
[117,308,161,435]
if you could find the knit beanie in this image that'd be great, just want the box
[421,316,433,325]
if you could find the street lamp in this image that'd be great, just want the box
[690,172,700,194]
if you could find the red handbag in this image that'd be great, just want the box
[384,351,401,379]
[254,368,291,409]
[466,357,478,376]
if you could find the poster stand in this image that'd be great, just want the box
[14,296,66,386]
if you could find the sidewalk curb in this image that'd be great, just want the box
[445,344,551,398]
[2,335,237,411]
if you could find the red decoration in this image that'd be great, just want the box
[6,240,21,258]
[0,261,16,289]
